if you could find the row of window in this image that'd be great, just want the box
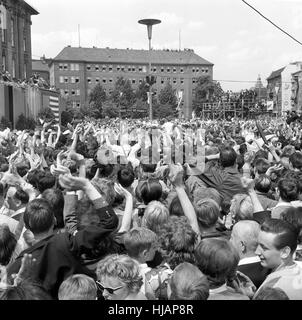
[59,76,80,84]
[60,89,81,96]
[58,63,210,74]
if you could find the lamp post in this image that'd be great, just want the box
[138,18,161,121]
[275,85,280,117]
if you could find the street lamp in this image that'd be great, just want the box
[138,18,161,121]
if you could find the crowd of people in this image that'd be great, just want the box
[0,113,301,300]
[0,68,56,91]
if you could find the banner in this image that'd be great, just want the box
[49,95,60,123]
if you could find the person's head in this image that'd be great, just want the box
[230,194,254,223]
[254,287,289,300]
[276,178,298,202]
[157,216,197,270]
[194,198,220,231]
[142,201,169,234]
[195,238,239,288]
[117,167,135,188]
[41,189,65,229]
[96,254,143,300]
[23,199,55,236]
[230,220,260,259]
[124,227,158,263]
[219,146,237,168]
[168,262,209,300]
[253,158,270,177]
[289,152,302,171]
[0,224,17,266]
[194,187,222,209]
[58,275,97,300]
[280,207,302,244]
[254,175,272,194]
[136,179,162,205]
[5,186,29,211]
[36,172,56,194]
[255,218,298,270]
[0,280,52,300]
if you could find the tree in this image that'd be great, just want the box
[193,76,224,112]
[37,107,55,123]
[0,117,12,130]
[153,103,175,119]
[61,108,75,127]
[110,77,136,109]
[158,82,177,107]
[135,80,149,102]
[89,83,107,113]
[102,101,119,118]
[15,114,36,130]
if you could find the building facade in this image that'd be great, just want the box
[32,57,51,83]
[267,62,302,115]
[49,46,214,119]
[0,0,38,80]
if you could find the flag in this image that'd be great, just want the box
[0,4,7,30]
[49,95,60,123]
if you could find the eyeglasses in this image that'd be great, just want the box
[96,281,124,295]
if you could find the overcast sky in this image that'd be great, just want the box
[27,0,302,91]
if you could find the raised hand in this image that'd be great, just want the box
[59,174,89,191]
[168,163,184,187]
[114,183,132,199]
[241,176,255,191]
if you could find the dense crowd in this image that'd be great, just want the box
[0,114,301,300]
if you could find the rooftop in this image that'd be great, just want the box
[53,46,214,66]
[32,59,50,72]
[22,0,39,15]
[267,67,285,81]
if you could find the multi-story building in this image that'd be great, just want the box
[0,0,38,79]
[267,62,302,115]
[49,46,214,118]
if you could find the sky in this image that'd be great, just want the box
[26,0,302,92]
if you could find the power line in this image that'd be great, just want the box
[242,0,302,47]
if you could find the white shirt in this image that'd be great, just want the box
[238,256,261,266]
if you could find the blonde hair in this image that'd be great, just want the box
[142,201,169,233]
[124,227,158,258]
[96,254,143,294]
[58,274,97,300]
[230,194,253,221]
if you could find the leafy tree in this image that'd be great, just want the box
[110,77,136,109]
[135,80,149,102]
[102,101,119,118]
[131,98,149,119]
[61,108,75,127]
[89,83,107,114]
[0,117,12,130]
[158,82,177,108]
[193,76,224,112]
[37,107,55,123]
[153,103,175,119]
[15,114,36,130]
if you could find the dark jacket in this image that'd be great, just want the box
[238,262,271,289]
[8,197,118,299]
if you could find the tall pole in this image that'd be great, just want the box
[138,19,161,121]
[148,37,153,120]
